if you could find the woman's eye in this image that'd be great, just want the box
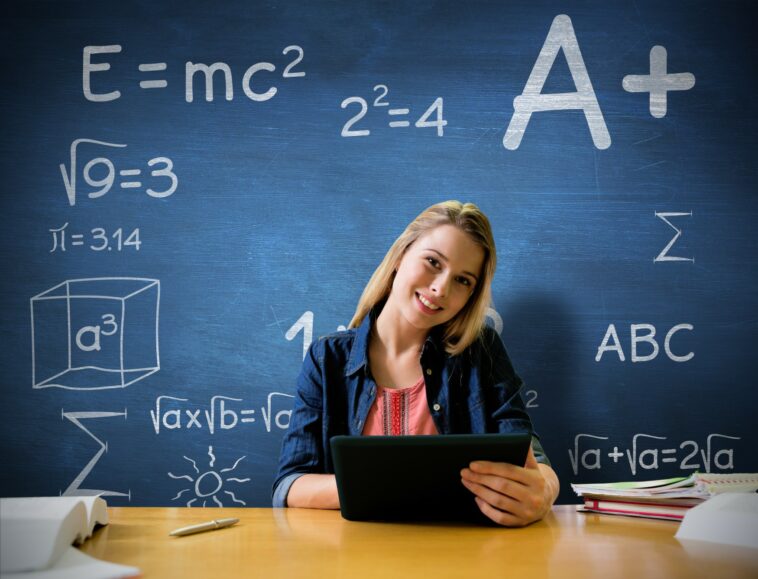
[457,277,471,287]
[426,257,440,268]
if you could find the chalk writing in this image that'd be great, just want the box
[569,432,740,476]
[595,323,694,363]
[61,409,130,500]
[60,138,177,206]
[168,445,250,507]
[49,223,142,253]
[504,15,695,149]
[623,46,696,118]
[284,310,346,361]
[654,211,694,263]
[82,44,305,103]
[31,278,160,390]
[341,85,446,137]
[285,311,315,361]
[150,392,294,434]
[504,15,609,150]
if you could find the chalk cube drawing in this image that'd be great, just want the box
[31,277,160,390]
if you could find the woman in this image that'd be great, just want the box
[273,201,559,526]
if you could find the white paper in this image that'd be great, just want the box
[675,493,758,550]
[0,546,139,579]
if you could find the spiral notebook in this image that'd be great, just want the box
[572,472,758,500]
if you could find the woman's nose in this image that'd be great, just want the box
[430,274,450,297]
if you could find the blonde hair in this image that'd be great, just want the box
[348,200,496,356]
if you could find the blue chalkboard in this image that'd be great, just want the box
[1,0,755,507]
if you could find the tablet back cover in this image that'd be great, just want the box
[331,433,531,522]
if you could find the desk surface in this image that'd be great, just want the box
[80,506,758,578]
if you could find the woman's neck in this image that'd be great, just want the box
[373,304,427,358]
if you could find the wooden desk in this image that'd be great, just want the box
[80,506,758,578]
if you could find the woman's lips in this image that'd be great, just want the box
[415,292,442,314]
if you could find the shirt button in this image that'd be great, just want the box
[426,368,432,376]
[433,403,441,412]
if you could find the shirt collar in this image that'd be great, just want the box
[344,305,444,377]
[344,307,375,377]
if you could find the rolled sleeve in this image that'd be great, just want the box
[272,472,305,508]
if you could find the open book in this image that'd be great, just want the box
[0,496,139,578]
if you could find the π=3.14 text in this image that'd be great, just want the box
[49,223,141,253]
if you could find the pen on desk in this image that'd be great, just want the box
[169,517,239,537]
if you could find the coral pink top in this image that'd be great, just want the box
[362,376,439,436]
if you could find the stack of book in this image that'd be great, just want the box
[571,472,758,521]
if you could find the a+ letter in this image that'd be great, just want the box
[622,46,695,118]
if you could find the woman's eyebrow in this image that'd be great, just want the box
[423,248,479,282]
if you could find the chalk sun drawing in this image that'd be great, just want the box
[168,445,250,507]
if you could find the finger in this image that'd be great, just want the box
[462,477,523,511]
[463,464,548,508]
[467,460,519,478]
[462,478,523,517]
[473,497,526,527]
[462,466,522,493]
[465,479,549,527]
[467,461,536,487]
[462,479,528,513]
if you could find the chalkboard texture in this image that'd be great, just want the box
[1,0,756,506]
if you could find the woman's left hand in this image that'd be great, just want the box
[461,445,556,527]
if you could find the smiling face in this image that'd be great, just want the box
[385,224,486,333]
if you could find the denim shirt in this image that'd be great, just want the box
[272,309,550,507]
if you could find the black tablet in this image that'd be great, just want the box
[330,433,531,523]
